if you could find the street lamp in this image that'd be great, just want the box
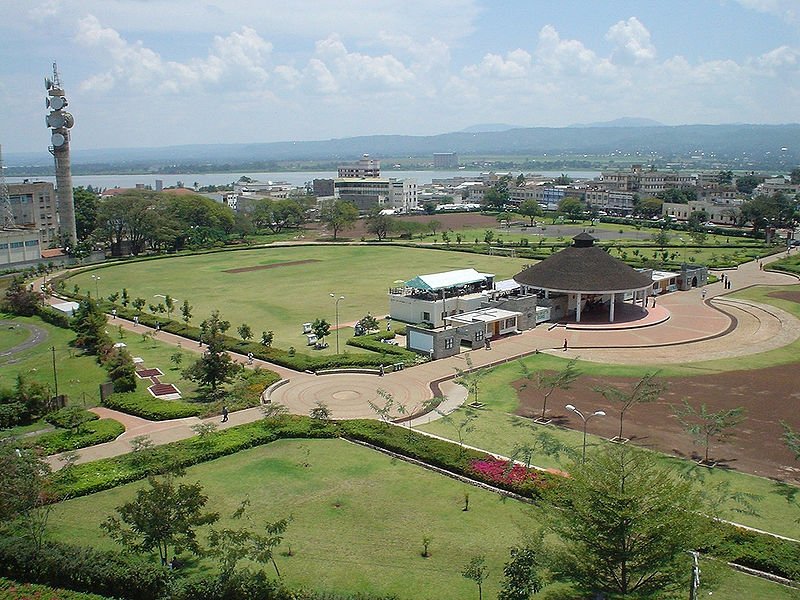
[330,293,344,354]
[91,274,100,298]
[565,403,606,464]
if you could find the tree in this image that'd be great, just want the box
[102,473,219,565]
[72,298,111,355]
[791,167,800,185]
[593,372,663,442]
[365,207,395,241]
[319,199,358,240]
[0,441,53,551]
[548,444,707,597]
[237,323,253,343]
[208,499,291,579]
[164,295,175,320]
[311,318,330,345]
[181,299,193,325]
[183,311,241,391]
[518,199,543,226]
[427,219,443,236]
[1,276,43,316]
[483,229,495,244]
[482,187,507,211]
[260,330,274,347]
[783,422,800,459]
[516,173,526,187]
[652,228,670,249]
[634,196,663,218]
[72,186,99,242]
[251,198,305,234]
[170,351,183,370]
[718,170,734,185]
[462,555,489,600]
[736,174,763,194]
[309,401,331,421]
[553,173,573,185]
[519,358,580,422]
[674,401,746,464]
[132,297,146,315]
[557,197,584,222]
[355,313,378,334]
[498,536,545,600]
[687,209,709,231]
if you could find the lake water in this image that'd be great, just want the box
[7,169,601,190]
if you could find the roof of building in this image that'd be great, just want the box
[513,234,653,293]
[405,268,491,292]
[40,248,65,258]
[446,307,520,325]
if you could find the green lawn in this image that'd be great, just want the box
[0,322,30,353]
[45,438,794,599]
[66,246,528,353]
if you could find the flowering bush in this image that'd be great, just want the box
[470,457,547,493]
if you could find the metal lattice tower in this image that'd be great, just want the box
[0,144,15,230]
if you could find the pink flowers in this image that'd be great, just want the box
[470,457,542,486]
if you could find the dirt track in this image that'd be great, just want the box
[223,259,320,273]
[514,364,800,481]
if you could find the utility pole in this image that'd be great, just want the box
[51,345,59,398]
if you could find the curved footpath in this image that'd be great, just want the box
[38,252,799,469]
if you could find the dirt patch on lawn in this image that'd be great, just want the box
[767,290,800,304]
[514,364,800,481]
[224,259,321,273]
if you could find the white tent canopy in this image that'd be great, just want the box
[404,268,491,292]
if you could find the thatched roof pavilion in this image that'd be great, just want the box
[513,233,652,322]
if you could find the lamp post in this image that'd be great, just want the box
[330,293,344,354]
[91,274,100,298]
[565,403,606,464]
[51,345,59,398]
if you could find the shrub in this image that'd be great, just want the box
[0,537,169,600]
[0,578,111,600]
[27,418,125,454]
[44,406,98,429]
[102,393,201,421]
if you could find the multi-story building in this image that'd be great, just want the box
[334,178,418,212]
[337,154,381,178]
[0,229,42,267]
[583,188,637,215]
[433,153,458,169]
[754,177,800,197]
[600,164,697,194]
[8,181,59,247]
[661,198,742,225]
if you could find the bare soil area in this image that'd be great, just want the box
[768,290,800,303]
[514,364,800,481]
[223,259,320,273]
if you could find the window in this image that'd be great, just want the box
[10,242,24,248]
[422,311,430,321]
[25,240,39,247]
[444,337,454,349]
[504,317,516,328]
[474,329,484,341]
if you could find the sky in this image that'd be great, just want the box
[1,0,799,153]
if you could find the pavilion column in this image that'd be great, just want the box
[576,292,582,323]
[609,293,615,322]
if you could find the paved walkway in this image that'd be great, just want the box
[38,252,800,469]
[0,320,49,361]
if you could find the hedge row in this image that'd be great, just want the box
[705,521,800,581]
[339,420,556,499]
[345,330,417,362]
[50,416,339,499]
[56,291,418,373]
[0,538,168,600]
[102,392,201,421]
[26,418,125,454]
[0,577,113,600]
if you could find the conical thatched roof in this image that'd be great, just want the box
[513,234,652,293]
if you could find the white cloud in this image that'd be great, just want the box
[462,49,531,79]
[605,17,656,63]
[735,0,798,23]
[75,16,271,93]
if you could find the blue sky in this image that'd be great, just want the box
[1,0,798,153]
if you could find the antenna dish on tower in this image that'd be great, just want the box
[51,132,66,147]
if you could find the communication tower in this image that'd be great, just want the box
[45,62,77,247]
[0,144,16,230]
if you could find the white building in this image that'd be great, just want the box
[334,177,418,213]
[338,154,381,178]
[8,181,59,248]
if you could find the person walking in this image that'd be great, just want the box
[221,406,229,423]
[563,338,568,351]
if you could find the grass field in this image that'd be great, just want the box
[66,246,528,353]
[0,313,200,413]
[44,438,794,600]
[0,322,30,353]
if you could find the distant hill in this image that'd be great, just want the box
[568,117,664,128]
[6,123,800,170]
[459,123,523,133]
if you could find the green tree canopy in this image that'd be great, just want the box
[319,199,358,240]
[184,310,241,391]
[546,444,707,597]
[518,199,543,226]
[557,197,584,222]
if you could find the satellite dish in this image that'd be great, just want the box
[63,112,74,128]
[45,77,52,90]
[49,96,65,110]
[47,113,66,128]
[51,132,65,147]
[45,97,50,108]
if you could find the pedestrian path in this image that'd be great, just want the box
[38,252,800,469]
